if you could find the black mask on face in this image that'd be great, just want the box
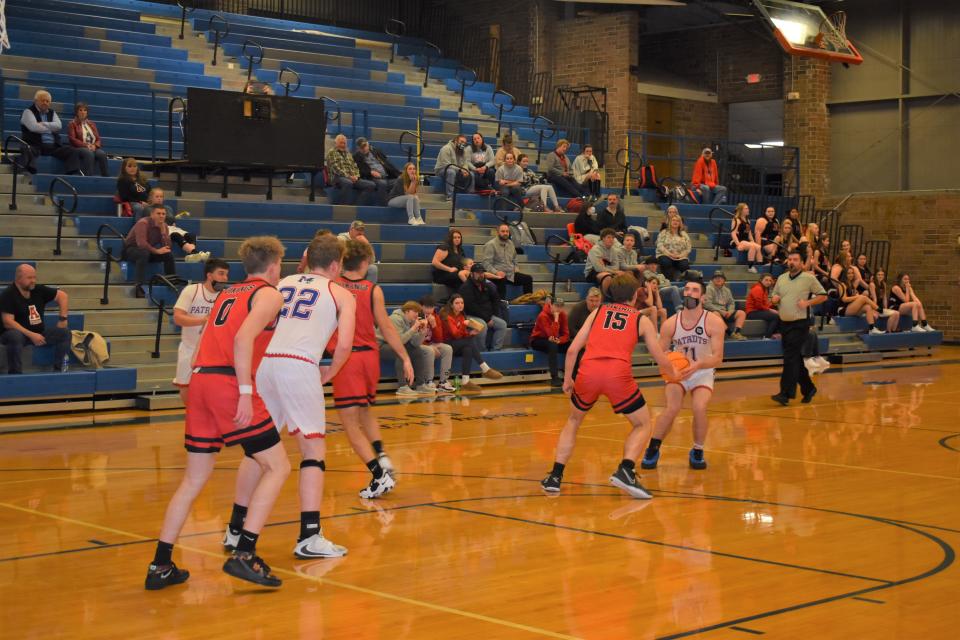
[456,142,466,151]
[682,295,700,310]
[212,281,231,292]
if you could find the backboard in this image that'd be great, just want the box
[752,0,863,65]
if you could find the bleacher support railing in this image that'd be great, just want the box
[864,239,890,278]
[49,177,77,257]
[2,134,29,211]
[421,42,442,89]
[531,116,557,165]
[241,39,265,84]
[176,0,195,40]
[384,19,405,64]
[167,97,187,161]
[440,162,469,224]
[147,275,185,359]
[319,96,342,135]
[398,130,423,166]
[95,223,126,305]
[455,66,478,113]
[208,14,229,66]
[615,147,643,200]
[545,234,574,300]
[708,206,736,262]
[491,90,515,139]
[278,67,301,96]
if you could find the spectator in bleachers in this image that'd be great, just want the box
[483,223,534,298]
[116,157,150,218]
[122,205,176,297]
[800,223,820,271]
[494,133,519,169]
[143,188,209,263]
[379,301,435,396]
[745,273,781,339]
[838,266,882,334]
[567,287,602,337]
[460,263,507,351]
[854,253,877,301]
[660,204,680,231]
[1,264,71,375]
[830,249,859,290]
[326,134,377,200]
[639,256,683,316]
[813,234,832,286]
[572,145,602,198]
[432,228,472,295]
[872,269,901,334]
[692,147,727,205]
[541,139,588,198]
[67,102,109,177]
[617,232,641,278]
[574,206,600,243]
[387,162,424,225]
[518,154,562,213]
[731,203,762,273]
[596,194,627,239]
[420,295,455,393]
[468,132,497,191]
[787,208,803,241]
[656,214,692,280]
[755,206,781,263]
[634,279,665,329]
[704,270,746,340]
[244,81,275,95]
[586,229,624,294]
[18,90,84,175]
[435,134,474,201]
[890,273,934,332]
[530,297,570,387]
[336,220,378,283]
[777,218,799,260]
[438,293,502,391]
[495,153,525,206]
[354,137,400,201]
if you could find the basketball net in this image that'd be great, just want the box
[815,11,847,52]
[0,0,10,54]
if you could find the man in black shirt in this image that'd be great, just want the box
[1,264,71,374]
[566,287,603,337]
[459,263,507,351]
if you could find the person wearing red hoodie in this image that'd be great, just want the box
[530,298,570,387]
[745,273,780,339]
[691,148,727,205]
[439,294,502,393]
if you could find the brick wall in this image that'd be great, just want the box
[783,57,831,200]
[826,192,960,341]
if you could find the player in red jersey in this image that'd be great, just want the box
[540,273,680,499]
[145,236,289,591]
[331,239,414,499]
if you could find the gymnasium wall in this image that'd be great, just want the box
[827,192,960,341]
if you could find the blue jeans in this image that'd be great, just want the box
[470,315,507,351]
[659,285,682,316]
[698,185,728,205]
[443,166,474,198]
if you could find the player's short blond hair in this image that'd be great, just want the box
[306,234,343,270]
[238,236,285,275]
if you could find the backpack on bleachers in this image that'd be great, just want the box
[565,197,585,213]
[523,194,546,212]
[657,178,700,205]
[636,162,659,190]
[507,220,537,253]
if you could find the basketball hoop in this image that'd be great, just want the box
[815,11,848,52]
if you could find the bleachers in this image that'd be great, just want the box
[0,0,941,409]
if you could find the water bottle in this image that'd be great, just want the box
[566,279,573,293]
[61,353,70,373]
[454,376,461,392]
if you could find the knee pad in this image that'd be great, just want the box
[299,459,325,471]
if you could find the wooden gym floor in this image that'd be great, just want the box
[1,353,959,639]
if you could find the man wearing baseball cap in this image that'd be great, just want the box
[703,270,746,339]
[692,147,727,205]
[337,221,378,283]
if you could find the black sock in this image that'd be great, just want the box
[620,458,636,472]
[152,541,174,566]
[228,503,248,536]
[237,529,259,555]
[366,458,384,479]
[920,320,928,327]
[550,462,566,478]
[734,328,741,334]
[371,440,384,456]
[647,438,662,452]
[299,511,320,542]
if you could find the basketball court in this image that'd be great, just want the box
[2,353,958,639]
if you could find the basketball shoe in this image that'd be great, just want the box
[144,562,190,590]
[294,532,348,559]
[222,552,281,587]
[609,466,653,499]
[359,471,396,499]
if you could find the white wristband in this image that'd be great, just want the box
[238,385,253,396]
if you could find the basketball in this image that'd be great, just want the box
[662,351,690,383]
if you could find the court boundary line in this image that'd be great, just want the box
[937,433,960,453]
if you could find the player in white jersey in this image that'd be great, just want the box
[171,258,230,404]
[254,235,356,559]
[642,278,725,470]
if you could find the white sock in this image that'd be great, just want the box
[462,375,470,384]
[479,363,490,373]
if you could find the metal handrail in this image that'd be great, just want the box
[176,0,195,40]
[384,19,405,64]
[278,67,301,96]
[615,147,643,199]
[96,223,126,305]
[147,274,186,358]
[708,206,736,261]
[319,95,342,131]
[544,233,574,300]
[49,177,78,257]
[491,195,523,222]
[491,90,516,137]
[531,115,556,164]
[2,134,29,211]
[168,96,186,161]
[421,41,442,89]
[440,162,470,224]
[241,39,264,83]
[398,130,423,164]
[454,66,477,113]
[208,14,229,66]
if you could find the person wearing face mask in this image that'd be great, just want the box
[435,134,474,201]
[642,279,726,471]
[771,250,828,406]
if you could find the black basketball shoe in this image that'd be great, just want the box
[145,562,190,590]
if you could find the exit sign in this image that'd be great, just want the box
[746,73,762,84]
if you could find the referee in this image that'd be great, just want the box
[771,251,827,405]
